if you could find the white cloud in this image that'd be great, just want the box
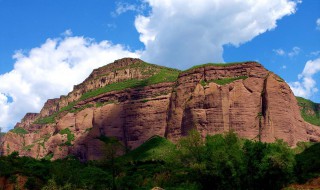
[273,46,301,57]
[289,58,320,99]
[316,18,320,30]
[112,2,146,17]
[274,49,286,56]
[61,29,73,36]
[310,50,320,57]
[288,46,301,57]
[0,32,139,131]
[135,0,299,69]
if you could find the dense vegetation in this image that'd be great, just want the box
[296,97,320,126]
[0,131,318,190]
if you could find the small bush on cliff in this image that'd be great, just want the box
[59,128,75,146]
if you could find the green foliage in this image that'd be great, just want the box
[10,127,28,134]
[293,141,314,154]
[203,132,245,189]
[244,140,296,190]
[178,130,205,165]
[44,153,54,161]
[295,143,320,183]
[296,97,320,126]
[59,101,77,112]
[59,128,75,146]
[34,113,57,124]
[0,132,318,190]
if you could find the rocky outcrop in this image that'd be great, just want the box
[1,58,319,161]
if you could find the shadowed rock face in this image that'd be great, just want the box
[1,58,319,160]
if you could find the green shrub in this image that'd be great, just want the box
[44,153,54,161]
[59,128,75,146]
[295,143,320,182]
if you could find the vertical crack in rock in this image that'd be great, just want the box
[260,73,270,141]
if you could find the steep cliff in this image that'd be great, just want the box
[1,58,319,160]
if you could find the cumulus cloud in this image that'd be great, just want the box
[135,0,299,69]
[0,33,139,131]
[289,58,320,99]
[316,18,320,30]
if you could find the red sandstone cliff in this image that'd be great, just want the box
[1,58,319,160]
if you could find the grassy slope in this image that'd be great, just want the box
[119,136,177,162]
[80,66,180,101]
[296,97,320,126]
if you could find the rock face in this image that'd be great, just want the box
[1,58,319,160]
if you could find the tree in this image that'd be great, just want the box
[201,131,244,190]
[99,136,124,190]
[242,140,295,190]
[177,129,205,166]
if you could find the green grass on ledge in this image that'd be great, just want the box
[184,61,257,72]
[80,68,180,101]
[296,97,320,126]
[201,76,248,86]
[10,127,28,135]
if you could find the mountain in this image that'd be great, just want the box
[1,58,319,160]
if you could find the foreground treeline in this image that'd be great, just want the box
[0,131,319,190]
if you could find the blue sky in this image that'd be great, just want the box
[0,0,319,131]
